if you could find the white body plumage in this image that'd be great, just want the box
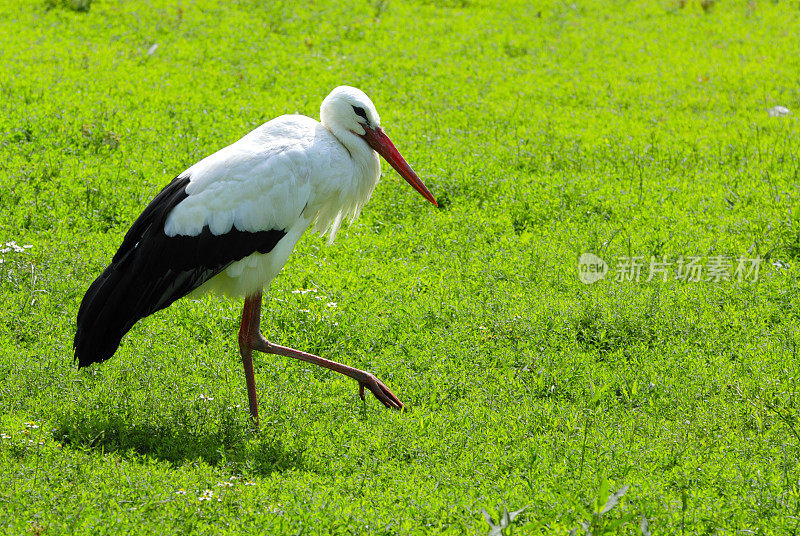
[165,112,380,297]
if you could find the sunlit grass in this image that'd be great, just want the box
[1,0,799,533]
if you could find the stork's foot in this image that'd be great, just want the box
[258,339,405,411]
[239,292,405,414]
[250,332,405,410]
[357,372,404,410]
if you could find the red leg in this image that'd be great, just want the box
[238,295,261,425]
[238,291,404,414]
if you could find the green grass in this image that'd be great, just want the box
[1,0,800,533]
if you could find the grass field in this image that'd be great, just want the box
[1,0,800,533]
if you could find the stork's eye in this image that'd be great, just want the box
[352,106,368,121]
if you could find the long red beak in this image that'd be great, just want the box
[360,125,437,206]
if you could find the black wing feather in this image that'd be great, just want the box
[74,176,287,368]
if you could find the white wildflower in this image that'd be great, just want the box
[768,105,791,117]
[1,242,30,253]
[291,288,318,294]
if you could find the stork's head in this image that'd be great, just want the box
[321,86,437,206]
[321,86,381,136]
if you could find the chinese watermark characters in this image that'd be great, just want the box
[578,253,761,284]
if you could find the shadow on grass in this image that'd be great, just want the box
[52,410,305,476]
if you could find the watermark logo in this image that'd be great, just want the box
[578,253,609,284]
[578,254,762,284]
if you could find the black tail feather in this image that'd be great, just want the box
[74,261,144,367]
[73,251,219,368]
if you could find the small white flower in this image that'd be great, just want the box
[175,489,186,495]
[244,481,256,486]
[198,394,214,402]
[326,302,337,308]
[0,433,10,439]
[217,481,233,487]
[768,105,792,117]
[198,489,215,501]
[24,422,39,429]
[2,242,27,253]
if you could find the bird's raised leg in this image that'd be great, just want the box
[239,291,404,412]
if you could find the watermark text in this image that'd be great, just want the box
[578,254,761,284]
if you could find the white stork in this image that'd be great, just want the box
[74,86,437,423]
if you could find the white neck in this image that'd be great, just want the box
[323,122,369,159]
[314,121,381,242]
